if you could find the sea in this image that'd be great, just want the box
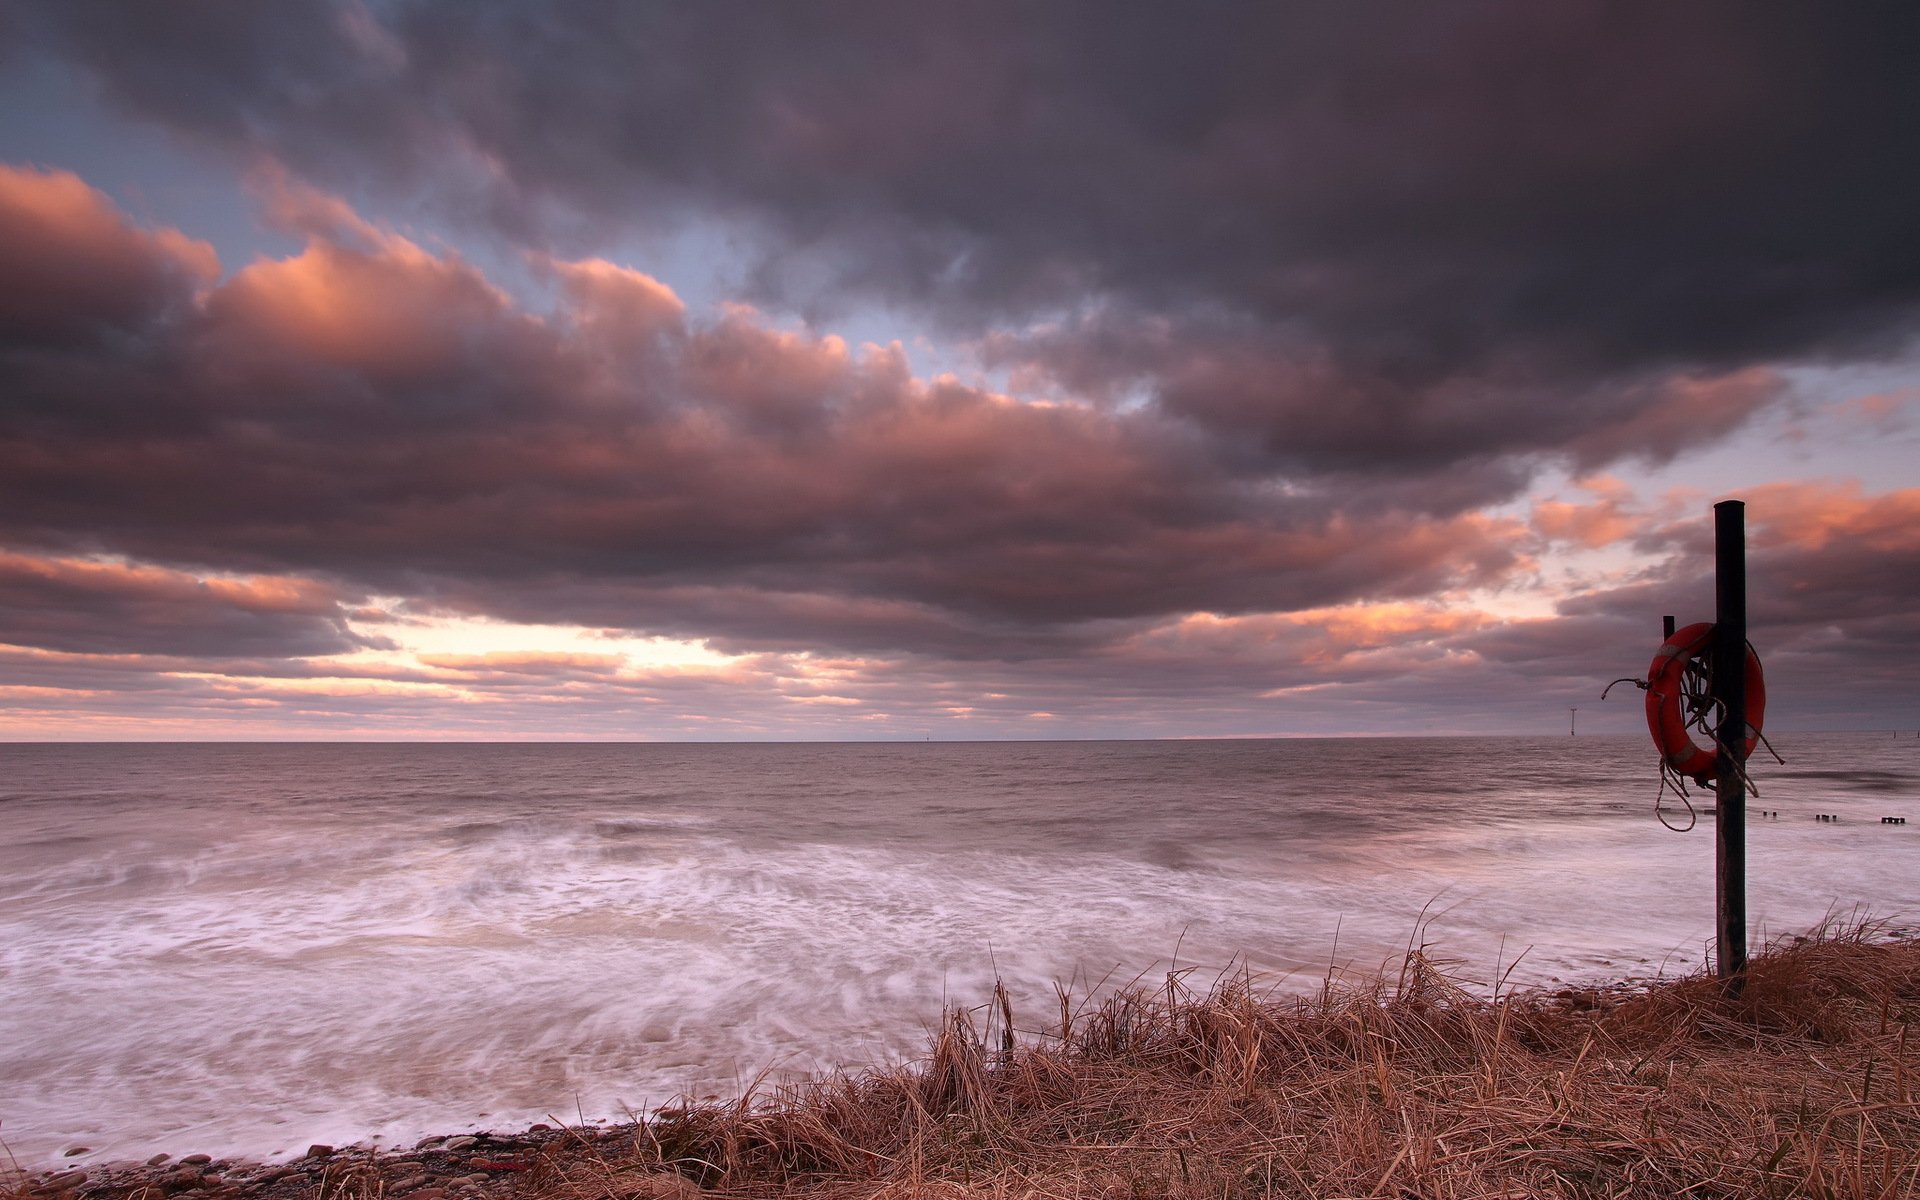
[2,735,1915,1166]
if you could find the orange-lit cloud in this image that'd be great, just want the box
[1743,481,1920,554]
[1531,476,1648,549]
[1830,388,1918,432]
[547,257,687,338]
[415,651,627,675]
[0,164,216,343]
[0,549,372,657]
[0,168,1543,656]
[210,234,521,380]
[1562,369,1785,468]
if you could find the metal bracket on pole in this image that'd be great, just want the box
[1713,500,1747,985]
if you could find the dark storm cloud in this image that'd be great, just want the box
[986,317,1790,483]
[18,1,1920,478]
[0,166,1524,660]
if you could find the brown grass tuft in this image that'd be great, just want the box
[9,924,1918,1199]
[549,923,1920,1198]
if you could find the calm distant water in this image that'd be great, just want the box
[2,736,1915,1165]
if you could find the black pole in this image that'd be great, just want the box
[1713,501,1747,982]
[1663,614,1676,639]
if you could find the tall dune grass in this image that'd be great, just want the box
[556,923,1919,1198]
[10,923,1918,1199]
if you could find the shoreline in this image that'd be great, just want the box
[9,926,1917,1200]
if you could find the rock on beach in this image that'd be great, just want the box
[4,1124,669,1200]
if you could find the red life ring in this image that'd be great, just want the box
[1644,621,1766,785]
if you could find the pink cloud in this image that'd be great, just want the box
[1530,480,1646,549]
[0,550,373,657]
[2,169,1539,651]
[1743,481,1920,554]
[416,650,626,677]
[0,164,216,343]
[1830,388,1917,433]
[1,165,1912,736]
[208,233,522,381]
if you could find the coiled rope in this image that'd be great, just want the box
[1601,639,1784,834]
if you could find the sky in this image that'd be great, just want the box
[1,2,1917,741]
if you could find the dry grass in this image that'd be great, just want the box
[545,924,1920,1199]
[11,925,1919,1200]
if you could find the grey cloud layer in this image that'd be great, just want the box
[0,553,374,657]
[5,4,1920,734]
[19,1,1920,482]
[0,166,1521,661]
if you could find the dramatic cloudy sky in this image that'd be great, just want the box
[2,2,1917,739]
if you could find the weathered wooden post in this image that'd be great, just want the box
[1712,500,1747,982]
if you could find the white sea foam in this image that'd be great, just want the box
[1,737,1913,1165]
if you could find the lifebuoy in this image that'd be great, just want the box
[1644,622,1766,785]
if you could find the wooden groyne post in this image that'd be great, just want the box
[1713,499,1747,982]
